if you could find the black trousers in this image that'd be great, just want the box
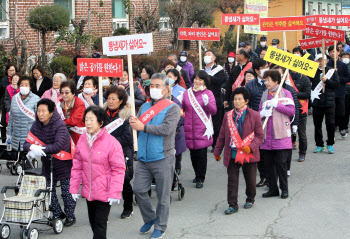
[263,149,289,192]
[86,200,111,239]
[297,116,308,155]
[175,154,182,170]
[1,106,7,143]
[335,98,346,131]
[257,148,268,180]
[212,107,223,148]
[286,149,292,171]
[312,106,335,147]
[189,147,208,182]
[344,94,350,130]
[122,171,133,211]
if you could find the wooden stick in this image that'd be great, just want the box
[127,54,138,151]
[322,38,326,93]
[98,76,103,107]
[283,31,287,51]
[235,25,240,66]
[334,40,337,70]
[199,40,202,70]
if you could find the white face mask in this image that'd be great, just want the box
[102,79,110,87]
[259,68,269,79]
[294,53,301,57]
[119,80,128,85]
[342,58,350,64]
[150,88,164,100]
[83,88,94,94]
[228,57,235,63]
[20,86,30,95]
[272,45,277,48]
[180,56,187,62]
[204,56,212,65]
[260,42,266,47]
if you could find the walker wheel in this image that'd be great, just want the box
[15,164,23,175]
[52,218,64,234]
[0,164,2,173]
[6,162,12,169]
[27,228,39,239]
[178,184,185,201]
[0,224,11,239]
[20,227,27,239]
[10,165,16,175]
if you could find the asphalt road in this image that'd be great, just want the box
[0,114,349,239]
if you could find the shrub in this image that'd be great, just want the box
[113,27,130,36]
[50,56,76,75]
[93,37,103,53]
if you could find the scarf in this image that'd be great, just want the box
[143,79,151,87]
[107,108,119,118]
[234,105,247,137]
[83,89,98,106]
[118,80,130,89]
[192,86,206,92]
[268,84,279,97]
[8,76,11,84]
[86,129,101,148]
[61,97,75,119]
[51,88,60,104]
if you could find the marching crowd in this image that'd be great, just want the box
[1,35,350,239]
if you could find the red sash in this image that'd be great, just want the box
[139,99,174,125]
[138,83,146,96]
[227,110,255,164]
[232,62,253,91]
[26,131,76,160]
[288,75,309,115]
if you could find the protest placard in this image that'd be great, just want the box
[178,28,220,41]
[304,25,345,41]
[244,0,268,35]
[316,15,350,26]
[299,38,334,50]
[260,16,306,31]
[77,58,123,77]
[221,14,260,25]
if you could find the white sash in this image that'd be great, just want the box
[56,103,65,121]
[15,94,35,121]
[78,93,90,109]
[70,126,86,135]
[77,76,85,89]
[187,88,214,140]
[176,65,182,72]
[310,69,335,102]
[106,118,125,134]
[208,65,223,76]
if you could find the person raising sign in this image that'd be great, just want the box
[214,87,263,214]
[130,73,180,239]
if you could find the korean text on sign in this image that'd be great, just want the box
[178,28,220,41]
[263,47,319,78]
[77,58,123,77]
[221,14,260,25]
[102,33,153,56]
[316,15,350,26]
[260,16,306,31]
[299,38,334,50]
[304,25,345,41]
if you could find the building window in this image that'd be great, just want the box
[308,2,313,15]
[54,0,75,19]
[343,0,350,8]
[159,0,170,31]
[112,0,128,30]
[327,4,331,15]
[318,2,322,14]
[0,0,9,39]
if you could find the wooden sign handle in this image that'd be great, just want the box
[127,54,138,151]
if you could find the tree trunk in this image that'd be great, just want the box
[20,40,27,75]
[41,31,46,66]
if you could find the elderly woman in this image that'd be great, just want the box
[41,73,67,104]
[140,65,155,97]
[214,87,264,214]
[31,65,52,97]
[70,106,125,239]
[7,76,40,153]
[259,70,295,199]
[182,70,217,188]
[78,76,105,108]
[59,81,85,145]
[4,73,20,124]
[23,99,77,226]
[162,60,187,88]
[166,69,186,101]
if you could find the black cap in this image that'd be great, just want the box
[260,35,267,41]
[179,51,188,57]
[272,39,280,44]
[239,42,246,47]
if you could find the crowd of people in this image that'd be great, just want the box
[0,35,350,239]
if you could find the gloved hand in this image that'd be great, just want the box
[202,94,209,106]
[214,155,221,162]
[71,194,80,201]
[241,146,251,154]
[292,125,298,134]
[30,144,46,157]
[269,98,278,108]
[108,198,120,205]
[260,109,272,118]
[27,150,36,159]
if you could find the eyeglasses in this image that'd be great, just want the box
[61,91,71,95]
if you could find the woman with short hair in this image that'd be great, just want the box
[41,73,67,104]
[31,64,52,97]
[78,76,105,108]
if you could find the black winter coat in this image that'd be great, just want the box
[246,78,266,112]
[327,59,350,98]
[23,111,72,181]
[0,76,10,108]
[283,83,299,127]
[32,76,53,98]
[205,65,225,109]
[291,72,311,116]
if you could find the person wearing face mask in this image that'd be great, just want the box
[182,70,217,189]
[271,39,280,49]
[140,65,155,97]
[41,73,67,104]
[130,73,180,239]
[166,68,186,102]
[224,52,236,76]
[167,54,192,87]
[327,45,350,139]
[4,73,20,125]
[340,52,350,133]
[101,76,113,93]
[31,64,53,98]
[78,76,105,108]
[309,54,339,154]
[7,76,40,156]
[178,51,195,80]
[255,36,268,56]
[161,60,188,88]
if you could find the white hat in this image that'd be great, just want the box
[314,54,327,61]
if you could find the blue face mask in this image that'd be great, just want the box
[169,78,175,86]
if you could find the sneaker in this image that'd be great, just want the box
[192,178,197,183]
[120,209,133,219]
[327,145,334,154]
[298,154,305,162]
[292,142,298,150]
[150,229,165,239]
[314,146,325,153]
[244,202,253,209]
[196,180,203,189]
[340,130,348,138]
[287,170,291,176]
[256,178,268,187]
[140,218,156,234]
[225,207,238,214]
[64,217,76,227]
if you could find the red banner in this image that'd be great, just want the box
[316,15,350,26]
[77,58,123,77]
[304,25,345,41]
[299,38,334,50]
[305,15,318,24]
[260,16,306,31]
[178,28,220,41]
[221,14,260,25]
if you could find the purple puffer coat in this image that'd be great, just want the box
[172,96,187,155]
[259,88,295,150]
[182,88,217,149]
[180,61,195,80]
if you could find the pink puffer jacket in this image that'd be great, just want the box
[69,127,126,202]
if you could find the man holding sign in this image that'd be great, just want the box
[309,54,339,154]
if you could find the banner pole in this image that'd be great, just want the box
[322,38,326,93]
[199,40,202,70]
[128,54,138,151]
[98,76,103,107]
[235,25,240,66]
[334,40,337,70]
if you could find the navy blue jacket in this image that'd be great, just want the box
[327,59,350,98]
[246,78,266,112]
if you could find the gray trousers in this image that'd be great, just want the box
[133,156,174,232]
